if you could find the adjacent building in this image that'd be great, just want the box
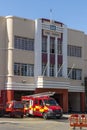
[0,16,86,113]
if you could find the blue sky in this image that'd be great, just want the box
[0,0,87,33]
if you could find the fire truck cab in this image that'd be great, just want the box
[22,92,63,119]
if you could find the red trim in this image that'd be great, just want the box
[0,90,14,104]
[50,54,55,64]
[42,53,47,63]
[58,55,63,64]
[41,18,63,26]
[80,93,85,112]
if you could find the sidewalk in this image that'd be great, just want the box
[63,113,71,119]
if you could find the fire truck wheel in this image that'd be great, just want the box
[56,115,62,119]
[10,113,14,118]
[43,113,48,120]
[26,112,29,117]
[21,115,24,118]
[0,110,4,117]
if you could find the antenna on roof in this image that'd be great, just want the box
[50,9,54,24]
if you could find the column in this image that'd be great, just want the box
[47,35,50,76]
[35,19,42,77]
[6,90,14,102]
[80,92,85,112]
[55,37,58,77]
[63,91,68,112]
[62,25,67,78]
[6,17,13,83]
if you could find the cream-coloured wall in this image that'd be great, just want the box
[13,50,34,64]
[12,16,35,66]
[0,17,7,89]
[67,29,85,81]
[84,34,87,77]
[5,16,35,90]
[13,76,35,84]
[13,16,35,38]
[68,28,84,46]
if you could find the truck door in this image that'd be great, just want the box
[33,99,39,116]
[29,99,34,115]
[39,99,44,114]
[34,99,44,116]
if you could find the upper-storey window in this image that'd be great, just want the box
[68,68,82,80]
[42,36,47,53]
[42,63,47,76]
[14,63,34,76]
[68,45,82,57]
[50,37,55,54]
[57,64,62,77]
[57,39,62,55]
[14,36,34,51]
[50,64,55,76]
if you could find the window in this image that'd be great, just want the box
[57,64,62,77]
[34,100,38,105]
[42,63,47,76]
[14,63,21,75]
[42,36,47,53]
[21,64,27,76]
[57,39,62,55]
[27,64,34,76]
[14,63,34,76]
[68,68,82,80]
[50,37,55,54]
[68,45,82,57]
[39,100,44,106]
[14,36,34,51]
[50,64,55,76]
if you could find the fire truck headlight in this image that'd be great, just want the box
[48,109,53,112]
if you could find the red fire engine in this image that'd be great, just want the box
[21,92,63,119]
[0,100,24,118]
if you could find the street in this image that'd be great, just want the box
[0,115,87,130]
[0,115,69,130]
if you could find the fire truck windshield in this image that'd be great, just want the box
[44,98,58,106]
[14,102,24,109]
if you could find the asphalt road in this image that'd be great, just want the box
[0,115,86,130]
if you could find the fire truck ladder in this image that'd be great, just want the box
[25,92,55,98]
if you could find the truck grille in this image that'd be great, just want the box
[53,109,61,113]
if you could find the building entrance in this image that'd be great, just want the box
[52,93,63,108]
[14,90,34,101]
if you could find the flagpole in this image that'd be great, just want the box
[56,63,64,77]
[42,63,48,76]
[67,63,75,77]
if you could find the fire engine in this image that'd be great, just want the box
[21,92,63,119]
[0,100,24,118]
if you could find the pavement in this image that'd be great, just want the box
[63,113,70,118]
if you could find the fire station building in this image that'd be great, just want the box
[0,16,86,113]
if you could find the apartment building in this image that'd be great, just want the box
[0,16,86,113]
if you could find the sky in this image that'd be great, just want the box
[0,0,87,33]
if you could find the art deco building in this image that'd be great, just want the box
[0,16,86,112]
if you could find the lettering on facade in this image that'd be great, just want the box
[42,23,63,33]
[44,30,59,37]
